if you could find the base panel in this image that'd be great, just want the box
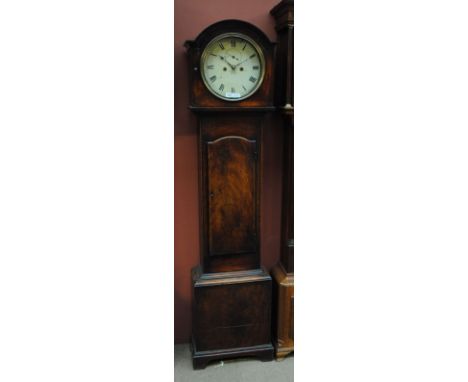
[191,266,274,369]
[191,337,274,369]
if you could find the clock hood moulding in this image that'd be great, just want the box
[185,19,273,53]
[185,19,276,110]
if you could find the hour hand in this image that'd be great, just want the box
[220,55,235,70]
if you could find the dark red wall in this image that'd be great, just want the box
[174,0,283,344]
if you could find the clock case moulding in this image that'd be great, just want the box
[185,19,276,369]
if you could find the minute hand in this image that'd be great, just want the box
[233,57,252,68]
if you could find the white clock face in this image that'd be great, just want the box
[200,33,265,101]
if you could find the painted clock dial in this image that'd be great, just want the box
[200,33,265,101]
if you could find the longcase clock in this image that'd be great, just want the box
[185,19,275,369]
[270,0,294,359]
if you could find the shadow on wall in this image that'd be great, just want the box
[174,283,192,344]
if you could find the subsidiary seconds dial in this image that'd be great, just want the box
[200,33,265,101]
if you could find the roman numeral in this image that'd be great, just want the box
[218,42,224,49]
[231,87,235,93]
[230,40,236,47]
[210,53,217,57]
[250,53,256,59]
[219,84,224,91]
[252,65,259,70]
[242,85,247,91]
[210,75,216,82]
[243,43,247,50]
[207,65,214,69]
[249,76,256,83]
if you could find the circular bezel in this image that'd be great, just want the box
[200,32,266,102]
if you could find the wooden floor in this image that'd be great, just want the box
[174,344,293,382]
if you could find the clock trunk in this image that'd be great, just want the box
[199,113,262,273]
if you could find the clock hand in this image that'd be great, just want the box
[233,57,251,68]
[219,55,236,70]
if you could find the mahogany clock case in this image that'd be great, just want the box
[185,20,276,369]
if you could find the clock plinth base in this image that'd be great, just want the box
[191,339,274,369]
[191,266,274,369]
[271,263,294,359]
